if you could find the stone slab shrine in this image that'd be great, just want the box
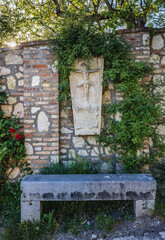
[0,28,165,178]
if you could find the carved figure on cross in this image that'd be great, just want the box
[75,63,100,102]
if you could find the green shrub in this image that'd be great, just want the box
[96,213,116,232]
[0,88,31,185]
[39,159,100,175]
[51,24,165,173]
[0,181,21,224]
[1,211,58,240]
[150,163,165,219]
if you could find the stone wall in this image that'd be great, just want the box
[0,28,165,172]
[0,41,59,172]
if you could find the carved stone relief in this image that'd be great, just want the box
[69,57,104,135]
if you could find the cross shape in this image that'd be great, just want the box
[75,66,100,102]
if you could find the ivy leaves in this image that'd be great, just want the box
[51,24,165,173]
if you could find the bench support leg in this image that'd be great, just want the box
[133,200,155,217]
[21,201,43,222]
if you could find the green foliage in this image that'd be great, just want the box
[1,212,58,240]
[61,217,83,235]
[51,24,165,173]
[0,0,164,46]
[39,159,100,175]
[51,24,130,107]
[0,88,31,184]
[150,163,165,219]
[96,213,116,232]
[0,181,21,224]
[97,59,165,173]
[0,182,57,240]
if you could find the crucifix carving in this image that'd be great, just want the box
[75,63,100,102]
[69,57,104,135]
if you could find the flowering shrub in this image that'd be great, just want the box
[0,88,31,185]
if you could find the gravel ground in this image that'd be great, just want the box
[53,216,165,240]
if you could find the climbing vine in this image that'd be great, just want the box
[51,24,165,173]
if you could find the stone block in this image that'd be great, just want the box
[5,53,23,65]
[7,76,16,90]
[21,174,156,221]
[7,97,17,104]
[25,142,34,155]
[152,35,164,50]
[1,105,13,116]
[13,103,24,118]
[73,137,85,148]
[143,33,150,46]
[70,57,104,135]
[37,111,50,132]
[32,75,40,86]
[133,200,155,217]
[0,67,11,76]
[21,200,42,222]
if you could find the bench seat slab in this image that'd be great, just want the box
[21,174,156,221]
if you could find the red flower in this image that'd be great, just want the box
[15,134,22,140]
[9,128,15,133]
[8,117,11,119]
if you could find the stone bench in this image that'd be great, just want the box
[21,174,156,222]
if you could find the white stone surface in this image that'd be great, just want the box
[103,90,111,104]
[61,127,73,134]
[150,54,160,64]
[0,67,11,76]
[70,57,104,135]
[37,111,50,132]
[31,107,40,114]
[32,76,40,86]
[1,105,12,116]
[87,136,97,145]
[143,33,150,46]
[52,60,58,73]
[73,137,85,147]
[161,56,165,65]
[113,237,137,240]
[7,76,16,90]
[153,75,164,83]
[69,150,76,159]
[6,167,20,179]
[7,97,17,104]
[5,53,23,65]
[159,232,165,239]
[133,200,155,217]
[51,155,59,164]
[158,125,165,135]
[13,103,24,118]
[101,162,112,174]
[19,66,24,72]
[91,147,99,156]
[25,143,34,155]
[115,111,122,121]
[1,85,6,91]
[91,234,97,239]
[152,35,164,50]
[77,150,88,156]
[18,80,24,86]
[105,147,110,155]
[16,72,23,79]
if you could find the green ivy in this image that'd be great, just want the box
[50,24,165,173]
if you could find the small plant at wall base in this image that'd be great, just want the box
[0,88,31,185]
[51,24,165,173]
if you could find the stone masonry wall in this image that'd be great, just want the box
[0,28,165,173]
[0,41,59,173]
